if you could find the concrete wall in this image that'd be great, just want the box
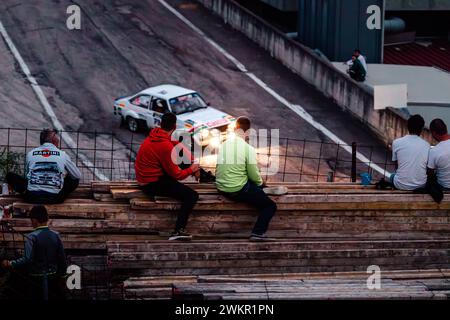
[196,0,410,145]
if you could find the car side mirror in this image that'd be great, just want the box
[207,102,211,106]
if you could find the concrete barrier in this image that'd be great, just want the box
[195,0,411,145]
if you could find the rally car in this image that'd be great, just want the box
[113,85,236,147]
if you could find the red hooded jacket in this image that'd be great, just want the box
[135,128,194,184]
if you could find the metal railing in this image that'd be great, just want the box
[0,127,395,184]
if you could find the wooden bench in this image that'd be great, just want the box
[123,269,450,300]
[106,239,450,277]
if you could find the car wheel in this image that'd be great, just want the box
[127,117,139,133]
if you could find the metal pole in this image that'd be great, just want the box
[128,133,134,180]
[351,142,357,183]
[110,133,114,181]
[93,131,97,181]
[299,139,306,182]
[317,142,323,182]
[282,138,289,182]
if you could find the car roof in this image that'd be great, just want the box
[139,85,196,99]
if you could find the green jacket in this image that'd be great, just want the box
[215,135,263,193]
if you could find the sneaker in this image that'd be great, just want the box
[169,230,193,241]
[263,186,288,196]
[249,233,275,242]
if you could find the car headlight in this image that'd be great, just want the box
[210,137,221,148]
[228,121,236,131]
[210,128,220,137]
[200,128,210,139]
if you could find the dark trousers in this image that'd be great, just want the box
[140,175,199,231]
[2,271,65,300]
[6,172,79,204]
[223,181,277,235]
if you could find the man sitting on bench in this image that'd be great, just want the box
[135,112,200,241]
[215,117,277,242]
[6,129,81,204]
[428,119,450,191]
[390,115,430,190]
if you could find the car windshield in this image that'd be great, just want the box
[169,93,207,115]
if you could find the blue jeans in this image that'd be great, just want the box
[222,181,277,235]
[390,173,396,184]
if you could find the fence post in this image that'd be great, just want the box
[110,133,114,181]
[351,142,357,183]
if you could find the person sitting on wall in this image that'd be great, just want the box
[347,55,366,82]
[346,49,368,74]
[6,129,81,204]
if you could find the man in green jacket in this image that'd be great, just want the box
[216,117,277,241]
[348,55,366,82]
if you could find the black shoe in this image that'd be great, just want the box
[249,233,275,242]
[169,229,193,241]
[199,169,216,183]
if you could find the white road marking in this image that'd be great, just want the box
[158,0,390,178]
[0,20,109,181]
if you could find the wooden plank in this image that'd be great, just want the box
[109,188,420,200]
[106,239,450,253]
[130,198,450,211]
[108,247,450,263]
[93,181,380,193]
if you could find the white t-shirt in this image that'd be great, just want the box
[392,135,430,190]
[428,139,450,189]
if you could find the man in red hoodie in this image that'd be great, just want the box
[135,112,200,241]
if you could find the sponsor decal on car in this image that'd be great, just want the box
[206,118,228,128]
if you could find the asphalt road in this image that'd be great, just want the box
[0,0,393,181]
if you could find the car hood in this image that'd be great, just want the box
[177,107,234,130]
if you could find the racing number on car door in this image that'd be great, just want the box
[151,98,168,128]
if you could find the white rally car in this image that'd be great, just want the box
[114,85,236,147]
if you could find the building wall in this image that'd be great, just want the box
[387,0,450,10]
[297,0,385,63]
[259,0,450,11]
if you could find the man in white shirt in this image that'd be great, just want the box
[427,119,450,190]
[346,49,368,74]
[391,115,430,190]
[6,129,82,204]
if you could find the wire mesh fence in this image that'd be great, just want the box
[0,127,395,184]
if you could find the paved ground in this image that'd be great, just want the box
[0,0,393,181]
